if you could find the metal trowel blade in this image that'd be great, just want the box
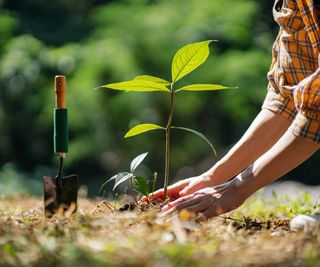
[43,174,79,218]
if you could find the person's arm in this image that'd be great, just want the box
[178,59,320,197]
[162,130,320,218]
[208,109,291,182]
[238,128,320,198]
[179,109,292,195]
[150,109,292,199]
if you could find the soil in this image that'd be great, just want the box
[0,193,319,267]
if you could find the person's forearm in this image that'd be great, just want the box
[237,130,320,198]
[205,109,292,184]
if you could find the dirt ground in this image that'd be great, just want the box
[0,192,319,267]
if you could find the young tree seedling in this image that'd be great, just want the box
[99,40,237,200]
[100,152,150,198]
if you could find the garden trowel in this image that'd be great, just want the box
[43,75,79,218]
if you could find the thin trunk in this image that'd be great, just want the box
[164,86,175,200]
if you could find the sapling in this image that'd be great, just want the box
[99,40,236,200]
[100,152,150,198]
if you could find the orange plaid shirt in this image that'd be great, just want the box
[262,0,320,142]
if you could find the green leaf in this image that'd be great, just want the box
[113,172,135,191]
[125,123,165,138]
[172,126,217,156]
[130,152,148,173]
[171,40,214,83]
[134,75,170,86]
[133,176,149,197]
[101,80,170,93]
[99,172,132,193]
[175,84,237,93]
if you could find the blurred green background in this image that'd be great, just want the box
[0,0,319,197]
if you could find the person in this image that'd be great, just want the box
[151,0,320,219]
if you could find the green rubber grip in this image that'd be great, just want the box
[54,108,68,153]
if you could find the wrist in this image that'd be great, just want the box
[204,159,228,184]
[233,166,257,200]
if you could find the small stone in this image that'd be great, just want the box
[290,214,320,232]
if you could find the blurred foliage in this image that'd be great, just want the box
[0,0,319,196]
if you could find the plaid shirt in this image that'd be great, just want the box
[262,0,320,142]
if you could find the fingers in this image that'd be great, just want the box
[161,194,195,212]
[179,180,205,196]
[149,188,165,200]
[179,175,217,196]
[160,183,240,220]
[162,197,201,215]
[185,200,211,213]
[162,195,211,215]
[149,179,191,200]
[161,193,226,220]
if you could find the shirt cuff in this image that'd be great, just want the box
[262,91,297,121]
[289,112,320,143]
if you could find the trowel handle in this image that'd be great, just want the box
[55,76,66,108]
[54,75,68,155]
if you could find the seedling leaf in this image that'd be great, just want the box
[113,172,135,191]
[133,176,150,197]
[172,126,217,156]
[125,123,165,138]
[175,84,237,93]
[171,40,213,83]
[134,75,170,86]
[109,172,131,182]
[101,80,170,93]
[130,152,148,173]
[99,172,131,193]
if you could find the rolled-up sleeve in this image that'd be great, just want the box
[290,65,320,142]
[291,0,320,142]
[262,31,298,122]
[262,85,298,122]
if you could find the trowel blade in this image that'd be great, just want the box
[43,174,78,218]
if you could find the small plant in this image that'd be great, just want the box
[99,40,236,200]
[100,152,150,198]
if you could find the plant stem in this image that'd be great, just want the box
[164,84,175,200]
[152,172,157,193]
[130,177,137,204]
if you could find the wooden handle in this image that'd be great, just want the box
[55,75,66,108]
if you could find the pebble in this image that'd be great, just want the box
[289,214,320,232]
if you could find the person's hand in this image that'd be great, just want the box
[148,177,196,201]
[178,173,217,196]
[149,173,216,201]
[161,179,246,219]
